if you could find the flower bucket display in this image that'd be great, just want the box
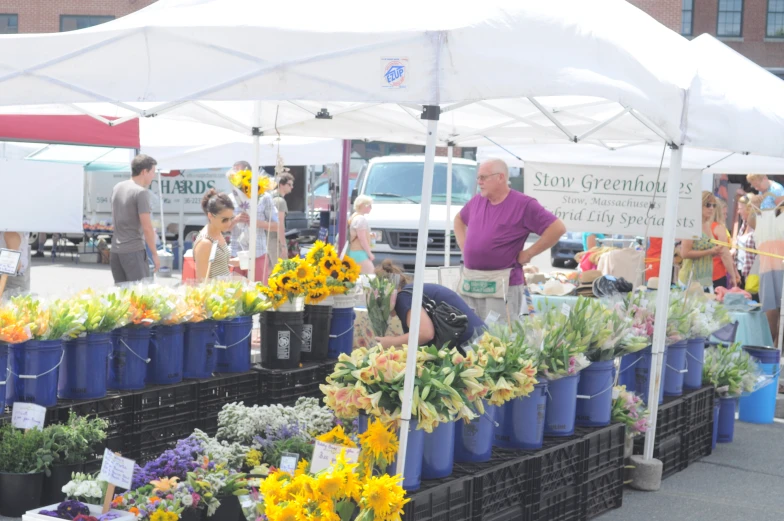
[575,359,615,427]
[618,352,641,391]
[494,381,547,450]
[717,397,737,443]
[388,418,426,492]
[327,307,355,358]
[664,340,688,396]
[216,316,253,373]
[0,343,8,412]
[712,401,721,449]
[7,339,64,407]
[544,373,581,436]
[300,305,332,362]
[684,337,706,390]
[183,321,218,379]
[739,345,781,424]
[148,324,185,385]
[109,327,151,390]
[58,333,112,400]
[260,310,303,369]
[455,402,497,463]
[635,346,667,406]
[422,421,455,480]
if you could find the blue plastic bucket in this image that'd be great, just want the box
[7,340,64,407]
[712,401,720,450]
[684,338,706,390]
[717,397,736,443]
[739,346,780,424]
[357,412,369,434]
[455,403,496,463]
[58,333,112,400]
[494,381,547,449]
[183,321,218,379]
[575,360,614,427]
[216,316,253,373]
[422,421,455,480]
[148,325,185,385]
[618,352,641,392]
[545,373,581,436]
[0,343,8,412]
[664,340,688,396]
[635,346,667,405]
[327,308,355,358]
[389,419,425,491]
[109,327,151,390]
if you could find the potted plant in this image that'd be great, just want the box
[703,342,758,443]
[42,413,109,504]
[0,423,55,516]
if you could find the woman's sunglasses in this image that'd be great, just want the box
[704,203,716,208]
[212,213,232,223]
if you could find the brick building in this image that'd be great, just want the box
[0,0,157,34]
[630,0,784,75]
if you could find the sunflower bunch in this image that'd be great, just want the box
[303,241,361,301]
[317,425,357,449]
[357,417,399,476]
[228,169,273,201]
[263,257,313,309]
[257,449,408,521]
[72,289,130,333]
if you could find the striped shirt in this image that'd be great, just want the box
[195,231,232,279]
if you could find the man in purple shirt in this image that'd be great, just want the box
[454,159,565,321]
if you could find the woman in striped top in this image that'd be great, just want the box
[194,189,238,280]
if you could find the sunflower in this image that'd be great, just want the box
[341,256,361,281]
[316,472,344,500]
[359,418,399,466]
[319,255,340,275]
[361,475,395,516]
[316,425,357,448]
[295,262,314,281]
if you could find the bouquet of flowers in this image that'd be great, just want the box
[183,284,211,323]
[618,292,654,354]
[12,295,86,340]
[364,275,398,337]
[240,283,272,315]
[73,289,130,334]
[664,290,698,345]
[62,472,107,503]
[529,298,592,379]
[580,298,632,362]
[121,284,176,327]
[468,325,538,407]
[611,386,649,437]
[302,240,362,303]
[158,287,194,326]
[703,342,761,397]
[262,257,312,309]
[228,169,273,203]
[0,301,32,344]
[202,279,242,321]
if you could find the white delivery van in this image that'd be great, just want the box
[351,155,477,269]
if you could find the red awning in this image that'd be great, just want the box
[0,115,140,149]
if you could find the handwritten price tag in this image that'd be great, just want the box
[612,388,621,400]
[279,452,300,475]
[99,449,135,490]
[561,303,571,317]
[0,249,21,276]
[12,402,47,431]
[310,441,361,474]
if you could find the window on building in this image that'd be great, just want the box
[682,0,694,36]
[0,14,18,34]
[717,0,743,37]
[768,0,784,37]
[60,15,114,32]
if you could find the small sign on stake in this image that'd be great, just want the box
[11,402,46,431]
[310,440,361,474]
[279,452,300,475]
[99,450,135,514]
[0,248,21,276]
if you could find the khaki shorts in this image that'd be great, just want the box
[463,284,523,324]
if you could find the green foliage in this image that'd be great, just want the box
[0,423,55,473]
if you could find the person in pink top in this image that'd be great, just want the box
[454,158,566,322]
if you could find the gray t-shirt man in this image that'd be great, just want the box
[110,154,159,283]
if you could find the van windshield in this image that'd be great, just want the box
[363,162,477,204]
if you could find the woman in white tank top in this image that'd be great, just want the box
[194,189,238,280]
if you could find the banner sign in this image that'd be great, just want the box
[524,162,701,239]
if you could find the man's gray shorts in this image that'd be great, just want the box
[110,250,149,284]
[463,285,523,324]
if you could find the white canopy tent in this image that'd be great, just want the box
[1,0,783,475]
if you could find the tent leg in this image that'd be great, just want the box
[338,140,351,254]
[396,105,440,479]
[643,144,684,460]
[248,133,260,282]
[444,144,453,267]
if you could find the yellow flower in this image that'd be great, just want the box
[149,510,167,521]
[359,418,399,467]
[295,262,313,281]
[316,472,344,500]
[319,255,340,275]
[361,475,393,515]
[295,459,309,476]
[150,476,179,494]
[316,425,358,448]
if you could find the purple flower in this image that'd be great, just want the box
[37,510,61,518]
[57,500,91,520]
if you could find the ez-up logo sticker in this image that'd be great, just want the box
[381,57,408,88]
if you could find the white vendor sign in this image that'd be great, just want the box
[524,162,701,239]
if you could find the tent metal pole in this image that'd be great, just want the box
[444,144,453,266]
[396,105,440,478]
[156,168,166,252]
[248,102,262,281]
[644,144,684,460]
[337,140,351,254]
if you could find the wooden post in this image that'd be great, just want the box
[0,274,7,299]
[102,484,116,514]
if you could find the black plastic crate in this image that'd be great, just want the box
[532,485,583,521]
[136,418,200,463]
[55,392,135,438]
[134,381,199,430]
[652,395,684,441]
[531,437,585,496]
[577,424,625,481]
[199,414,219,436]
[682,422,713,466]
[584,467,624,519]
[634,434,684,479]
[470,453,536,520]
[84,434,139,472]
[0,403,61,427]
[681,386,714,429]
[197,371,261,417]
[403,474,473,521]
[256,361,327,406]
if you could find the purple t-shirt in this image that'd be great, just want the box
[459,190,557,286]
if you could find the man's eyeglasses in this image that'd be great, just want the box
[477,172,501,182]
